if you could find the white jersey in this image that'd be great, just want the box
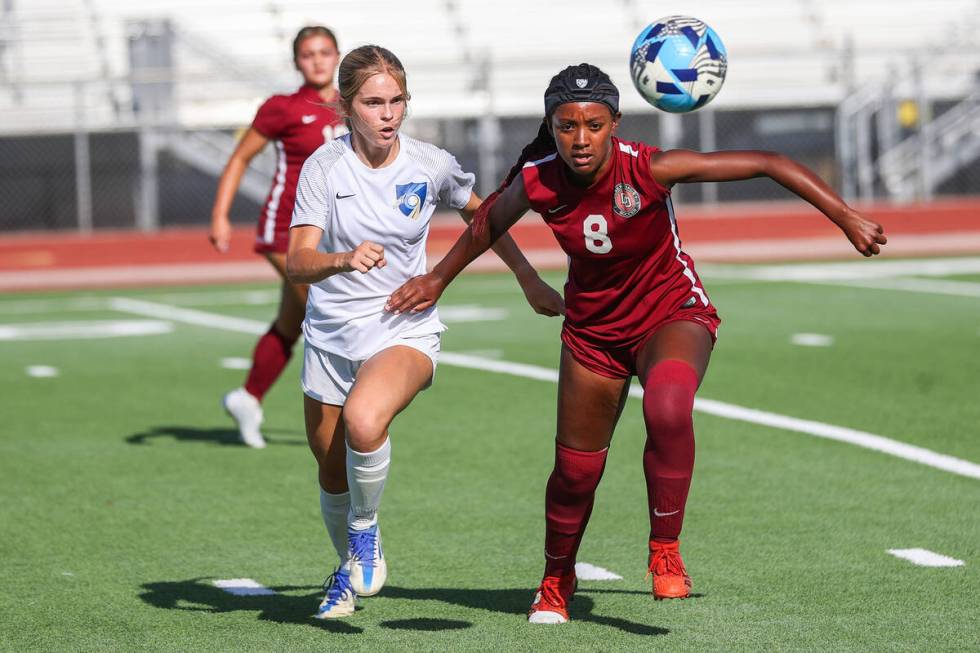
[290,133,475,360]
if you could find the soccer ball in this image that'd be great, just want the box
[630,16,728,113]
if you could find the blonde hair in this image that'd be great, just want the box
[338,45,410,124]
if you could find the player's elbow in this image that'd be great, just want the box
[757,151,792,177]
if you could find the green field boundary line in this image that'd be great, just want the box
[107,297,980,482]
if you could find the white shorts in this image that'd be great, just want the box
[301,333,441,406]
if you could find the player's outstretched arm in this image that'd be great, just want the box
[286,225,386,283]
[209,128,269,253]
[457,191,564,317]
[649,149,888,257]
[386,176,532,314]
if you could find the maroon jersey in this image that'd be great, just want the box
[251,84,346,253]
[521,137,716,352]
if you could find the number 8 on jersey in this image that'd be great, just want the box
[583,214,612,254]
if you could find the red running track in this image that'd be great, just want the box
[1,199,977,291]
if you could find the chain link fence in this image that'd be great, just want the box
[2,79,979,234]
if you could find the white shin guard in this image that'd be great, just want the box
[319,488,350,564]
[346,438,391,530]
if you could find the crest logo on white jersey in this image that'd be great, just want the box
[575,78,588,88]
[394,182,428,220]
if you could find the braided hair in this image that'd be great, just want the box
[472,64,619,235]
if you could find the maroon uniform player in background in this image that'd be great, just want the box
[387,64,887,623]
[209,26,346,448]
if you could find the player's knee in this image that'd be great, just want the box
[343,402,387,451]
[642,362,697,434]
[550,444,607,494]
[551,466,603,497]
[643,385,694,433]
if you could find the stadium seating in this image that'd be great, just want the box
[1,0,978,132]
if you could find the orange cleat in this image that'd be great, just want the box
[527,573,577,624]
[647,539,692,600]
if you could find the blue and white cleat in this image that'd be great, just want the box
[347,523,387,596]
[315,567,356,619]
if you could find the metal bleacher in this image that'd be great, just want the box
[2,0,978,209]
[2,0,978,132]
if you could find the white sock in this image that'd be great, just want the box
[346,438,391,531]
[319,488,350,565]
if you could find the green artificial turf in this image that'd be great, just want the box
[1,264,977,652]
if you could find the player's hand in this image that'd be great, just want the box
[385,273,445,314]
[519,273,565,317]
[209,216,233,253]
[840,209,887,257]
[344,241,386,273]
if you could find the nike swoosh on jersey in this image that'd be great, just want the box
[301,114,317,124]
[336,192,356,199]
[547,204,568,214]
[653,509,680,517]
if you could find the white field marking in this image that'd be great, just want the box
[212,578,277,596]
[886,549,965,567]
[107,300,980,481]
[575,562,623,581]
[61,572,74,576]
[0,319,173,341]
[690,234,980,264]
[680,394,980,480]
[134,289,279,307]
[438,305,508,323]
[699,257,980,282]
[458,349,504,359]
[0,291,283,316]
[823,277,980,299]
[0,296,111,315]
[441,352,980,481]
[109,298,266,335]
[0,261,275,291]
[110,296,508,330]
[26,365,59,378]
[220,357,252,370]
[791,333,834,347]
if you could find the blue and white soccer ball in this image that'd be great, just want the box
[630,16,728,113]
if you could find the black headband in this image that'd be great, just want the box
[544,63,620,117]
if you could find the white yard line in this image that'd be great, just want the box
[108,300,980,481]
[700,257,980,282]
[575,562,623,581]
[26,365,59,378]
[698,257,980,299]
[821,277,980,298]
[109,298,267,335]
[0,296,113,315]
[680,396,980,480]
[437,305,508,323]
[0,319,172,341]
[220,357,252,370]
[212,578,277,596]
[886,549,965,567]
[790,333,834,347]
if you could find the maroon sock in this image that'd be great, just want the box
[544,442,608,577]
[243,324,298,402]
[642,359,699,542]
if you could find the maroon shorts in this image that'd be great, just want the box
[253,205,291,255]
[560,305,721,380]
[253,227,289,255]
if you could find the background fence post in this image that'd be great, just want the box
[73,81,93,233]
